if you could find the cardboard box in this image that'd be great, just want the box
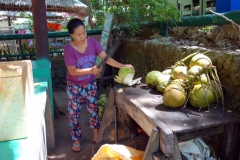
[0,60,34,141]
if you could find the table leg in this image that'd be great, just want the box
[143,127,160,160]
[114,104,118,144]
[96,88,116,143]
[221,123,239,160]
[152,150,166,160]
[96,88,137,143]
[167,134,182,160]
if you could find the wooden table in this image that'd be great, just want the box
[97,83,240,160]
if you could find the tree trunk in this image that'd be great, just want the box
[81,0,96,29]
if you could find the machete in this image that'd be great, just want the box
[96,39,121,68]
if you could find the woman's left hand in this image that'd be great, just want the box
[122,64,135,73]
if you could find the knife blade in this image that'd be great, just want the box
[96,39,121,68]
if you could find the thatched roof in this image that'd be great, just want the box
[0,0,89,16]
[0,11,70,19]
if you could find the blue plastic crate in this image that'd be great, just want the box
[216,0,240,13]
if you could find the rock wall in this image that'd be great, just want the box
[169,24,240,49]
[51,58,67,92]
[115,38,240,111]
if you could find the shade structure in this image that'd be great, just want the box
[0,11,71,19]
[0,0,89,17]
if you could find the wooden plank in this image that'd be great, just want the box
[143,127,159,160]
[96,88,116,143]
[167,134,182,160]
[152,150,166,160]
[221,123,239,160]
[115,88,174,156]
[97,14,116,94]
[177,126,224,142]
[45,88,55,150]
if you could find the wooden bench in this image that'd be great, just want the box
[97,83,240,160]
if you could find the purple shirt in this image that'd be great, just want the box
[64,38,103,85]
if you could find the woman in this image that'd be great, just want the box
[64,18,134,152]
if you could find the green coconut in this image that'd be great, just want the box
[98,106,104,120]
[192,74,208,85]
[156,74,172,93]
[100,97,108,105]
[171,66,188,80]
[145,71,162,87]
[189,54,212,68]
[114,75,124,83]
[188,66,202,75]
[189,84,215,109]
[118,67,134,78]
[98,96,108,106]
[98,99,103,106]
[162,69,172,75]
[170,79,185,87]
[114,67,135,84]
[163,83,187,108]
[187,66,208,85]
[98,106,104,112]
[99,94,108,100]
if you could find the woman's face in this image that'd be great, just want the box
[71,25,87,43]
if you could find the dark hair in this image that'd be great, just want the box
[67,18,85,34]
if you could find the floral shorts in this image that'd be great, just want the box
[66,79,100,140]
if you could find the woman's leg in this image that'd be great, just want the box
[67,82,83,151]
[84,80,101,142]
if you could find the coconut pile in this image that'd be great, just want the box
[145,52,223,109]
[98,93,108,120]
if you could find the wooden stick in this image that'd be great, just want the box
[207,8,240,40]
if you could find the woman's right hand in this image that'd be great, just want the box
[91,66,101,76]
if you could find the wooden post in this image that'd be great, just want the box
[152,150,166,160]
[167,134,182,160]
[143,127,160,160]
[221,123,239,160]
[31,0,49,60]
[45,88,55,150]
[7,16,11,26]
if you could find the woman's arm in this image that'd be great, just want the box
[67,65,101,76]
[98,51,123,68]
[98,51,134,70]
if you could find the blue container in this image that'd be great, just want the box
[216,0,240,13]
[216,0,230,13]
[230,0,240,11]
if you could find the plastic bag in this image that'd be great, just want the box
[179,138,216,160]
[92,144,144,160]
